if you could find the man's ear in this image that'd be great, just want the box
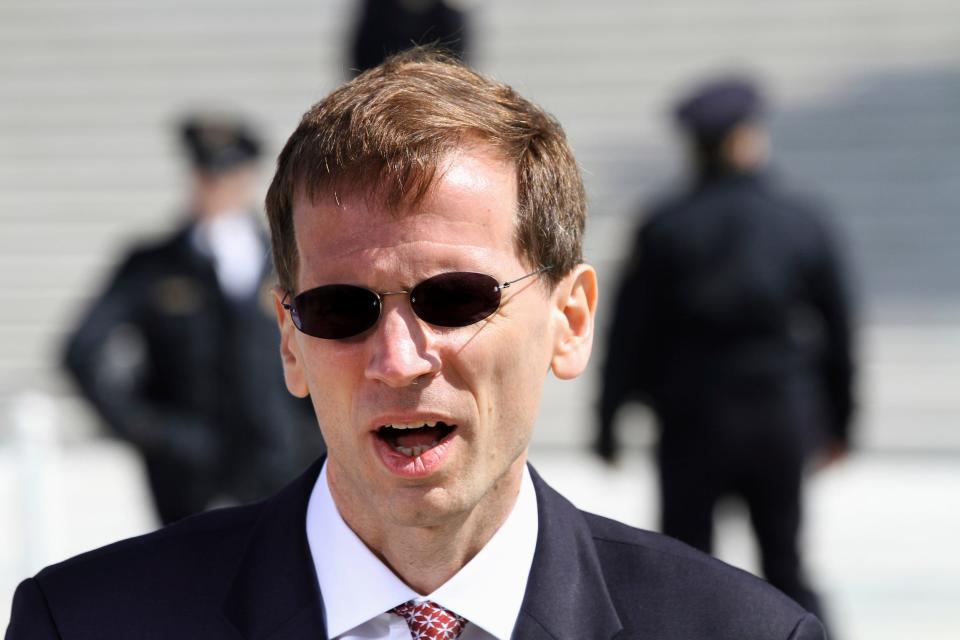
[549,264,598,380]
[273,288,310,398]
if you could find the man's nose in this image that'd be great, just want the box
[364,301,440,388]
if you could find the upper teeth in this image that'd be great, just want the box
[386,421,438,430]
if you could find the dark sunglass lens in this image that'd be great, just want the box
[411,272,501,328]
[293,285,380,339]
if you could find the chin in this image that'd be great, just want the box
[386,484,474,528]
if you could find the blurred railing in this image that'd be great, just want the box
[3,392,62,579]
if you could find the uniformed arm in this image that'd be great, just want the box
[5,579,61,639]
[596,224,662,461]
[62,255,216,466]
[786,612,827,640]
[807,215,856,446]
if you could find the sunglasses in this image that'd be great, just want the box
[282,266,552,340]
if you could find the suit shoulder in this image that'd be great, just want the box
[583,512,817,637]
[35,502,261,596]
[586,512,718,570]
[11,504,265,638]
[585,510,799,603]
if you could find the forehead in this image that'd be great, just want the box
[291,147,521,285]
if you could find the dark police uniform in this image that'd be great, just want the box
[597,81,855,621]
[63,116,323,525]
[64,223,322,525]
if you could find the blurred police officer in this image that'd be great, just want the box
[350,0,470,73]
[64,114,323,525]
[597,78,856,622]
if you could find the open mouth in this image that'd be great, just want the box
[376,421,457,458]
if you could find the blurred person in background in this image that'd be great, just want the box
[350,0,470,74]
[596,77,856,626]
[62,114,323,526]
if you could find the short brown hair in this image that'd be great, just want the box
[265,48,586,292]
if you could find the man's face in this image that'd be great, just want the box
[278,146,564,531]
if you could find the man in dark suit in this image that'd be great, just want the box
[62,115,322,525]
[7,52,826,639]
[597,78,855,625]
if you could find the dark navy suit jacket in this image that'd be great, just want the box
[5,459,825,639]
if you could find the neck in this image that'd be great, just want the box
[193,204,246,222]
[329,457,526,594]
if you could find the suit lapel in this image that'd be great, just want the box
[221,458,329,640]
[513,467,623,640]
[220,460,623,640]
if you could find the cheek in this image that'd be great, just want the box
[503,345,549,424]
[300,338,363,380]
[299,341,364,423]
[473,320,552,441]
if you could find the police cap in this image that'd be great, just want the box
[180,114,262,173]
[674,77,763,142]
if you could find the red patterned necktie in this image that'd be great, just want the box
[391,599,469,640]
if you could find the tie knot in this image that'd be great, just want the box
[390,599,468,640]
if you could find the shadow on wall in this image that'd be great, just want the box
[771,67,960,306]
[593,67,960,316]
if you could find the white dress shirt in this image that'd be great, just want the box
[191,211,265,300]
[306,462,539,640]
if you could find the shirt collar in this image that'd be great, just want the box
[429,465,538,638]
[189,209,251,252]
[306,462,539,640]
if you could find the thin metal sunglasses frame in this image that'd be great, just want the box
[280,264,553,334]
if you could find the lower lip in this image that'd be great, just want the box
[372,431,456,478]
